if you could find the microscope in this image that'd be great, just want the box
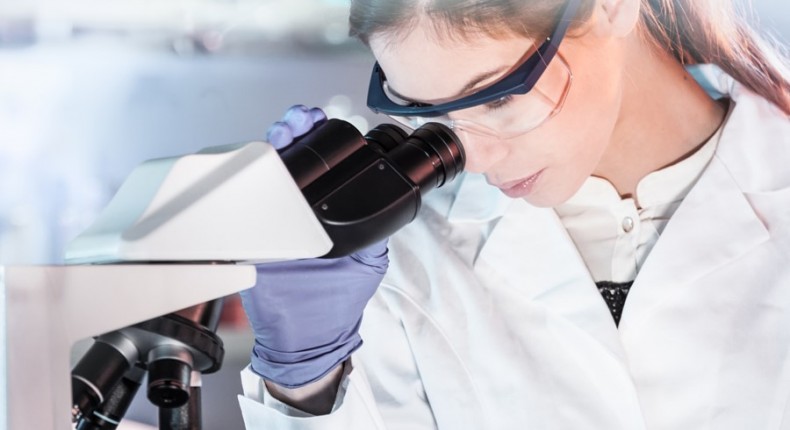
[4,118,463,430]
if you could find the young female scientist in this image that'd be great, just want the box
[238,0,790,428]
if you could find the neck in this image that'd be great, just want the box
[593,34,727,201]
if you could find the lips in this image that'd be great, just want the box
[493,169,544,198]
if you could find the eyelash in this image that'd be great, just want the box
[485,95,514,111]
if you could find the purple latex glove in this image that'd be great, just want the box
[240,105,389,388]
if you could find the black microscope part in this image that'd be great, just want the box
[281,119,464,257]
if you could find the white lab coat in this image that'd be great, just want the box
[238,66,790,429]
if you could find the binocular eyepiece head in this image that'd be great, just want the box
[279,119,465,192]
[278,119,465,257]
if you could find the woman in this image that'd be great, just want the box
[238,0,790,428]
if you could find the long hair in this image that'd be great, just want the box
[349,0,790,115]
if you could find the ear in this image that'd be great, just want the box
[599,0,641,38]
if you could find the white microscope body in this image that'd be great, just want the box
[0,141,332,430]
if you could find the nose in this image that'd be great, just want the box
[457,133,509,174]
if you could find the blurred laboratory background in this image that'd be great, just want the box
[0,1,787,429]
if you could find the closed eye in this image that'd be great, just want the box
[485,95,514,111]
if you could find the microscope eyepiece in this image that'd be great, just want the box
[279,119,465,258]
[372,122,465,191]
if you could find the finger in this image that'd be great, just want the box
[309,107,327,124]
[266,121,295,150]
[283,105,315,138]
[351,239,389,265]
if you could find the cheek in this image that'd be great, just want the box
[518,60,623,206]
[559,58,622,159]
[556,96,618,174]
[459,134,511,174]
[563,44,626,157]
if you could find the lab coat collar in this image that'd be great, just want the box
[687,64,738,101]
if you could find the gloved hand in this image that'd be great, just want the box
[240,105,389,388]
[265,104,328,149]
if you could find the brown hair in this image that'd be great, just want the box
[349,0,790,115]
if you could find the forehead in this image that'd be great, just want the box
[369,23,534,102]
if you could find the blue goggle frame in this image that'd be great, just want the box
[366,0,581,118]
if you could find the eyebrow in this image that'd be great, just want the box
[452,67,509,98]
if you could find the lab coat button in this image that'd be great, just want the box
[622,217,635,233]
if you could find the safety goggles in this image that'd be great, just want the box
[366,0,580,141]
